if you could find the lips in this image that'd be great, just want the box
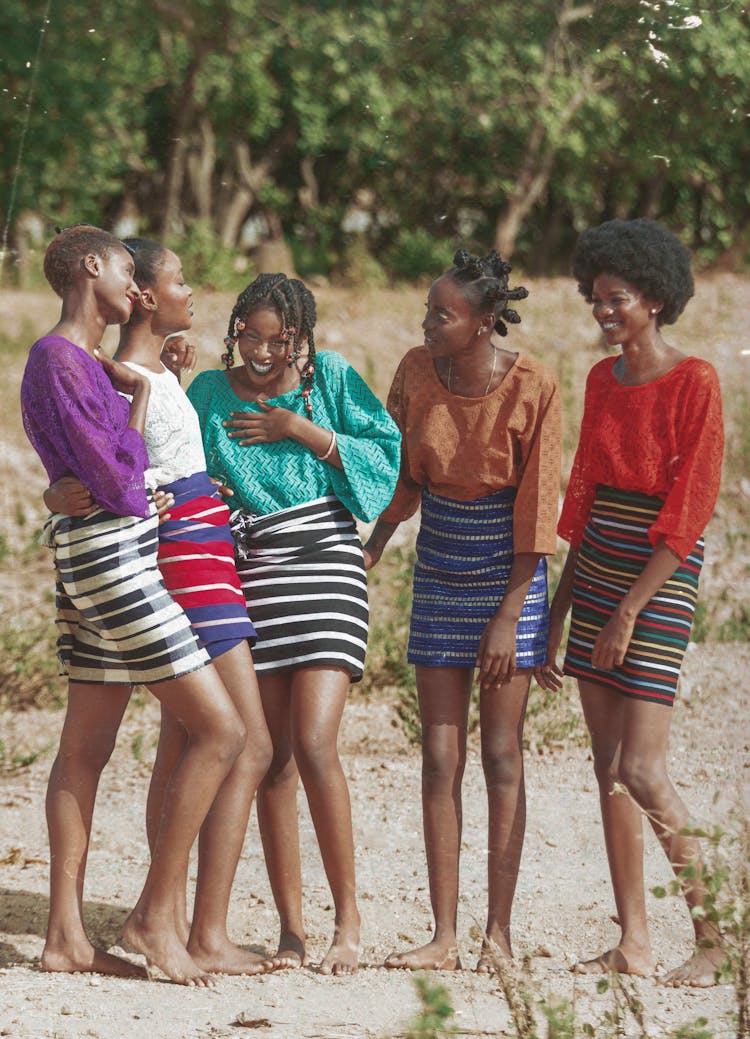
[249,360,273,374]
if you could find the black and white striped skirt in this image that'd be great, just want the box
[45,503,210,685]
[230,496,369,679]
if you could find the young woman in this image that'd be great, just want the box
[21,226,245,986]
[365,249,561,971]
[46,238,273,975]
[536,218,725,987]
[186,273,401,974]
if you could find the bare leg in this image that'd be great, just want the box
[188,642,273,974]
[147,707,188,941]
[476,670,531,971]
[256,672,307,970]
[122,665,245,985]
[573,680,655,977]
[614,697,724,987]
[41,682,146,978]
[385,665,472,971]
[290,667,360,975]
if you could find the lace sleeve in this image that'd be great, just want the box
[23,339,150,517]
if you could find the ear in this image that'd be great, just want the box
[647,300,664,318]
[82,253,100,278]
[138,288,159,312]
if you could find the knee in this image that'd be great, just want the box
[481,741,523,791]
[617,756,667,808]
[238,729,273,783]
[262,750,298,791]
[422,742,466,792]
[212,712,247,766]
[590,743,618,790]
[293,732,339,782]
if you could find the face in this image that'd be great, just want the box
[422,275,488,358]
[95,246,139,324]
[591,273,660,347]
[235,306,298,392]
[147,249,193,335]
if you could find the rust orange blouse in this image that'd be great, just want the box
[557,355,724,561]
[379,347,561,555]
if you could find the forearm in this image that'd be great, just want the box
[549,547,579,621]
[364,519,400,561]
[127,383,151,435]
[615,542,682,621]
[289,415,343,470]
[493,552,542,622]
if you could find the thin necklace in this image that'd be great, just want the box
[448,345,497,395]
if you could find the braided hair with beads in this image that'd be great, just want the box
[223,273,318,419]
[448,249,528,334]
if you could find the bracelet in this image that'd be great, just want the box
[316,429,337,461]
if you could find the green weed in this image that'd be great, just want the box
[402,975,457,1039]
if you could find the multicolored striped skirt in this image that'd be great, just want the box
[45,501,209,685]
[231,495,369,679]
[158,472,256,659]
[408,488,549,668]
[563,485,704,706]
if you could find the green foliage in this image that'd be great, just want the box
[170,224,249,294]
[403,975,457,1039]
[4,1,750,280]
[386,229,450,282]
[0,617,66,711]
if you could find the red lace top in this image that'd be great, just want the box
[557,355,724,561]
[380,348,561,554]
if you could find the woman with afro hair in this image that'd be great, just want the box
[365,248,562,972]
[537,218,725,986]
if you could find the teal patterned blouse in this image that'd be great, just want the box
[186,350,401,522]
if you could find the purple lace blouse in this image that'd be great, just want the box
[21,335,150,518]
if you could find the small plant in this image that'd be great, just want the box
[403,974,457,1039]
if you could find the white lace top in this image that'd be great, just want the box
[123,361,207,488]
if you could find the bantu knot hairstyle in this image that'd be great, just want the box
[447,249,529,336]
[572,218,694,326]
[224,273,318,418]
[44,224,127,298]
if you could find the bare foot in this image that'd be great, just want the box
[318,923,360,976]
[661,945,725,988]
[262,930,307,972]
[476,931,513,975]
[571,945,654,977]
[122,912,215,986]
[40,940,147,979]
[384,939,461,971]
[188,938,270,976]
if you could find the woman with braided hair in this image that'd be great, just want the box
[186,272,401,974]
[365,249,561,972]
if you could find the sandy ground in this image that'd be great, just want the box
[1,641,748,1039]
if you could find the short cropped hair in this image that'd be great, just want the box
[43,225,126,298]
[571,218,694,326]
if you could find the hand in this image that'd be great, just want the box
[94,349,149,396]
[44,475,96,516]
[161,333,197,375]
[591,608,635,671]
[476,613,518,688]
[209,476,234,500]
[153,489,175,523]
[362,546,379,571]
[223,400,300,445]
[534,612,566,691]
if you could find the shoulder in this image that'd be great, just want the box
[514,353,559,391]
[676,356,720,390]
[585,355,616,390]
[187,368,224,396]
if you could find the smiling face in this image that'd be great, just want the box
[234,305,301,396]
[148,249,193,336]
[422,275,491,359]
[591,273,661,347]
[95,245,139,325]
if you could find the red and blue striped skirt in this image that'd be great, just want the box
[157,472,256,659]
[564,485,704,706]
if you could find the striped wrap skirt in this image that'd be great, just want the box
[408,488,549,668]
[157,472,256,659]
[44,500,209,685]
[563,485,704,706]
[230,495,369,679]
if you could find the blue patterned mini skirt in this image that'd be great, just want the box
[408,488,549,668]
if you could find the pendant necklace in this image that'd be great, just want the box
[448,345,497,396]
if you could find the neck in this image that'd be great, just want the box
[115,321,165,370]
[53,294,108,354]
